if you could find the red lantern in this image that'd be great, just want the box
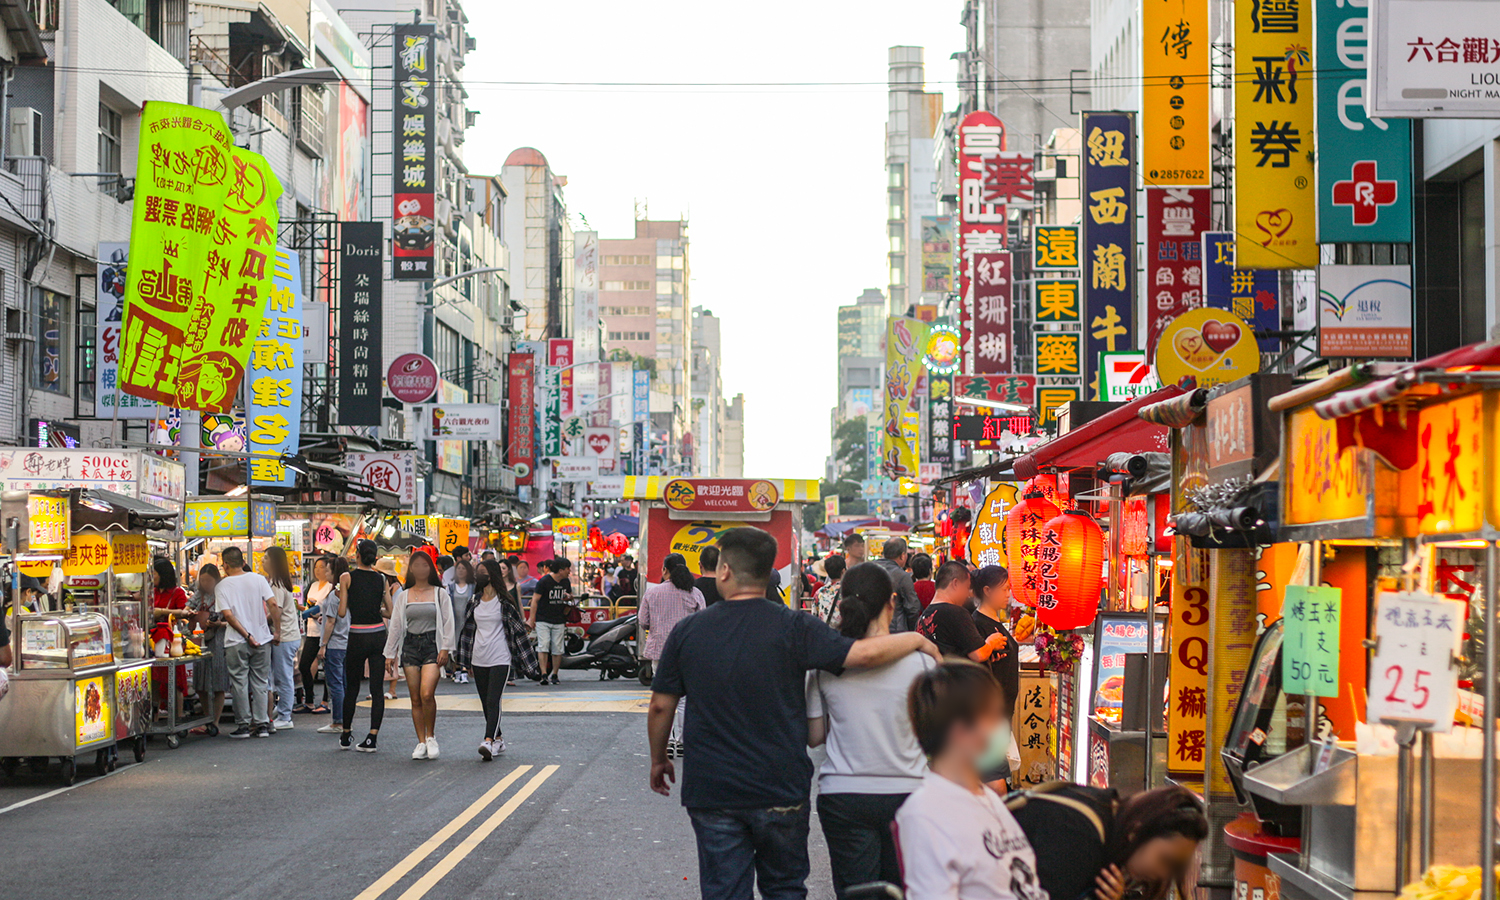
[606,532,629,556]
[1035,510,1105,630]
[1005,492,1060,607]
[1028,473,1060,508]
[587,527,605,552]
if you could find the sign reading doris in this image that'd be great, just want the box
[663,478,780,514]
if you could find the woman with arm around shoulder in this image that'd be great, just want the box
[639,554,704,758]
[384,547,455,760]
[455,559,543,760]
[337,540,393,752]
[805,561,934,899]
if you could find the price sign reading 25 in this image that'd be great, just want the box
[1367,592,1466,733]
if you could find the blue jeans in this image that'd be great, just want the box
[687,804,810,900]
[272,641,298,721]
[324,648,347,725]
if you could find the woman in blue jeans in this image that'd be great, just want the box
[805,562,935,899]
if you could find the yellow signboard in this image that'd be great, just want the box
[435,518,470,556]
[28,494,69,552]
[967,482,1019,567]
[553,517,585,541]
[1167,538,1210,778]
[1418,392,1483,535]
[882,316,929,480]
[1154,307,1260,390]
[1207,548,1258,796]
[1143,0,1210,185]
[1233,0,1316,268]
[62,532,112,577]
[111,534,150,574]
[75,675,113,746]
[1284,407,1371,525]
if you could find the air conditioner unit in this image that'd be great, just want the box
[9,107,41,157]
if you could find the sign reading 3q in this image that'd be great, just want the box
[1153,307,1260,390]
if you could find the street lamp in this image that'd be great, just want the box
[215,68,342,112]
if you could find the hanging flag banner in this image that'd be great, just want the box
[1143,0,1210,186]
[972,251,1013,373]
[120,101,283,413]
[958,111,1009,374]
[96,242,160,418]
[1317,0,1411,243]
[1146,188,1210,362]
[927,374,953,464]
[338,221,383,426]
[247,248,304,486]
[549,338,575,418]
[391,23,436,280]
[882,316,930,480]
[1234,0,1316,268]
[921,216,954,295]
[1203,231,1280,352]
[1033,225,1080,271]
[1034,279,1082,326]
[541,364,562,458]
[506,352,536,485]
[1082,111,1137,395]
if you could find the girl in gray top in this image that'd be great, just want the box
[447,559,475,685]
[383,549,456,760]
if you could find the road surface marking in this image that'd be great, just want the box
[0,762,137,816]
[353,764,531,900]
[396,764,560,900]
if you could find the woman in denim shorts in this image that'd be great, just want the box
[384,547,456,760]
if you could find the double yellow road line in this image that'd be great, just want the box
[354,764,559,900]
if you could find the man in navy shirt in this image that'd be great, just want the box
[649,527,938,899]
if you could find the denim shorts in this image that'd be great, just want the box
[535,621,567,655]
[400,630,439,667]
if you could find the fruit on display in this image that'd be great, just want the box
[1399,865,1500,900]
[1014,614,1036,643]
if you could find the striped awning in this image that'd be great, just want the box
[1312,373,1413,419]
[616,476,820,502]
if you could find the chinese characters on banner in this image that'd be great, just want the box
[1203,231,1280,351]
[1282,584,1342,697]
[1145,188,1209,361]
[424,402,501,440]
[120,102,283,414]
[1082,112,1137,395]
[345,451,417,507]
[549,338,574,418]
[920,216,953,295]
[1037,384,1083,430]
[247,248,304,486]
[507,353,536,485]
[1033,225,1080,271]
[96,242,159,418]
[1143,0,1210,185]
[1316,1,1411,242]
[632,370,650,475]
[573,231,600,409]
[1033,279,1083,326]
[882,316,929,480]
[954,374,1037,406]
[1015,677,1057,787]
[972,251,1012,373]
[927,375,953,464]
[339,221,383,424]
[392,23,436,279]
[1207,548,1259,795]
[957,112,1010,374]
[1234,0,1316,268]
[1167,538,1211,777]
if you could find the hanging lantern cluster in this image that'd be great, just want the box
[1006,491,1060,607]
[587,527,605,552]
[1035,509,1106,631]
[605,532,630,556]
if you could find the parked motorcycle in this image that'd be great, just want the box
[558,612,640,680]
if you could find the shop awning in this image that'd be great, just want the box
[593,514,638,538]
[816,518,910,538]
[72,489,179,532]
[1312,341,1500,419]
[302,460,401,508]
[1012,385,1186,480]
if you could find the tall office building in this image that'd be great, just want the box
[886,47,946,315]
[691,306,726,476]
[501,147,574,340]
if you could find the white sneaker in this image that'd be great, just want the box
[478,739,493,762]
[493,737,506,754]
[272,719,293,730]
[316,723,341,734]
[425,737,440,759]
[412,741,428,760]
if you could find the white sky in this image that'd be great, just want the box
[462,0,964,479]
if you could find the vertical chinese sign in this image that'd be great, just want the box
[957,112,1008,374]
[120,102,282,414]
[1142,0,1210,186]
[882,316,929,480]
[972,251,1012,373]
[1234,0,1316,268]
[1203,231,1280,351]
[338,221,383,425]
[247,248,304,486]
[549,338,574,418]
[920,216,953,296]
[927,374,953,464]
[1145,188,1209,361]
[1316,0,1410,243]
[1081,112,1136,396]
[506,352,535,486]
[632,370,650,475]
[392,23,436,280]
[1167,538,1210,778]
[96,242,158,418]
[573,231,600,411]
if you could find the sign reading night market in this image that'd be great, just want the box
[119,101,283,414]
[957,111,1009,375]
[972,251,1013,373]
[1142,0,1209,185]
[246,248,304,486]
[1234,0,1316,268]
[1202,231,1280,352]
[338,221,383,425]
[1145,188,1209,362]
[392,23,436,280]
[1368,0,1500,119]
[1081,111,1136,397]
[1318,0,1412,242]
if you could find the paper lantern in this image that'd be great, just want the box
[1006,491,1060,607]
[1027,473,1060,508]
[1035,510,1105,631]
[606,532,630,556]
[587,527,605,552]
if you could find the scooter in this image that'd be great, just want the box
[558,612,640,680]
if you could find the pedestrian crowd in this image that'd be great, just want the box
[647,527,1209,900]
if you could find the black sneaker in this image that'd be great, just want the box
[253,724,271,738]
[228,725,254,740]
[339,731,353,750]
[549,674,561,685]
[356,734,378,753]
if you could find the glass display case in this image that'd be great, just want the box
[16,613,114,674]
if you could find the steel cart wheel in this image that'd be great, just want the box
[133,736,146,762]
[166,733,181,750]
[94,749,108,777]
[59,758,76,786]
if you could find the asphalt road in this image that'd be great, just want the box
[0,672,836,900]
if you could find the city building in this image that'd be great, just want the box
[978,0,1091,156]
[691,306,725,476]
[501,147,573,341]
[721,392,745,478]
[886,46,945,315]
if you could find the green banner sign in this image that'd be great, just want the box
[120,102,283,413]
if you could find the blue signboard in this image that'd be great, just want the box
[247,248,304,487]
[1081,112,1137,396]
[1203,231,1280,352]
[1316,1,1411,243]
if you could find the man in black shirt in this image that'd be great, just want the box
[528,557,574,685]
[915,561,1010,663]
[693,546,724,607]
[649,527,938,900]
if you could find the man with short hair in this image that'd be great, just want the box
[842,532,866,565]
[649,527,940,900]
[216,546,276,739]
[916,562,1010,663]
[442,545,471,589]
[872,537,921,633]
[694,546,724,607]
[529,558,573,685]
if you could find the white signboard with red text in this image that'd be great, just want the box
[345,451,417,507]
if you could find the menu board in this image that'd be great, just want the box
[1090,612,1165,723]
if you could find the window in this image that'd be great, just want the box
[889,164,905,188]
[602,305,652,316]
[98,103,122,197]
[602,254,652,265]
[602,281,651,291]
[607,331,651,341]
[35,289,69,393]
[435,323,461,379]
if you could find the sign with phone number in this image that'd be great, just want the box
[184,498,277,538]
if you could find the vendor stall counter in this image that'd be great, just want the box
[0,612,118,783]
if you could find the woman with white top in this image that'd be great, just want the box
[805,561,934,898]
[456,559,543,760]
[638,553,704,758]
[296,556,334,714]
[383,547,456,760]
[264,546,301,732]
[896,661,1047,900]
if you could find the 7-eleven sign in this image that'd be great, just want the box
[1100,351,1159,402]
